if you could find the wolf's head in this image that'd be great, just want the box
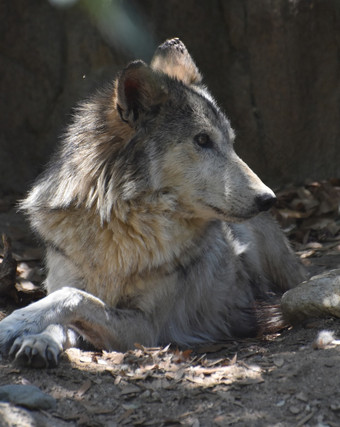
[27,38,275,224]
[114,38,275,222]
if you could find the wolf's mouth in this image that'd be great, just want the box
[204,203,258,222]
[205,203,227,217]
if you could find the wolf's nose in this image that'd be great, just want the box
[255,193,277,212]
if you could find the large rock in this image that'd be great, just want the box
[281,269,340,323]
[1,0,340,194]
[0,384,56,410]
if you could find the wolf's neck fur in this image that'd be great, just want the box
[41,194,208,305]
[32,191,207,286]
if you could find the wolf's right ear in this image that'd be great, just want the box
[151,38,202,85]
[116,60,167,127]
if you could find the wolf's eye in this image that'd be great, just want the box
[194,133,214,149]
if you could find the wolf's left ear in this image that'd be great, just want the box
[116,60,167,127]
[151,38,202,85]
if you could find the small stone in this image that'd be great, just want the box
[151,391,161,402]
[0,384,56,410]
[289,405,301,414]
[330,402,340,411]
[119,384,141,396]
[296,392,308,402]
[273,357,285,367]
[122,402,141,410]
[140,390,151,399]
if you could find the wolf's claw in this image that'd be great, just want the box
[10,334,60,368]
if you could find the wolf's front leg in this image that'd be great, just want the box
[0,287,83,367]
[0,287,159,368]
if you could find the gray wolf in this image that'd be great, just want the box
[0,38,305,368]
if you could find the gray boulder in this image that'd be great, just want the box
[0,384,56,410]
[281,269,340,323]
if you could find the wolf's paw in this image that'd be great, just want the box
[0,300,50,357]
[0,313,33,356]
[9,333,61,368]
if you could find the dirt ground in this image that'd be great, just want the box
[0,181,340,427]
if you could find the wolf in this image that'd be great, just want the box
[0,38,305,368]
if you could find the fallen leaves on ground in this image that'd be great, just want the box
[63,343,265,425]
[0,232,45,307]
[272,178,340,261]
[67,345,252,391]
[0,234,17,301]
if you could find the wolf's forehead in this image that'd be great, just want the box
[184,86,230,132]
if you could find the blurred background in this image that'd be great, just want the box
[1,0,340,195]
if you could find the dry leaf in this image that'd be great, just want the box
[102,350,125,365]
[172,349,193,363]
[75,379,92,398]
[273,179,340,249]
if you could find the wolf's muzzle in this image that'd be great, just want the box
[255,193,277,212]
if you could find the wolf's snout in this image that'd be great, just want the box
[255,193,277,212]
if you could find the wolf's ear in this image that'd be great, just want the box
[151,38,202,85]
[116,60,167,127]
